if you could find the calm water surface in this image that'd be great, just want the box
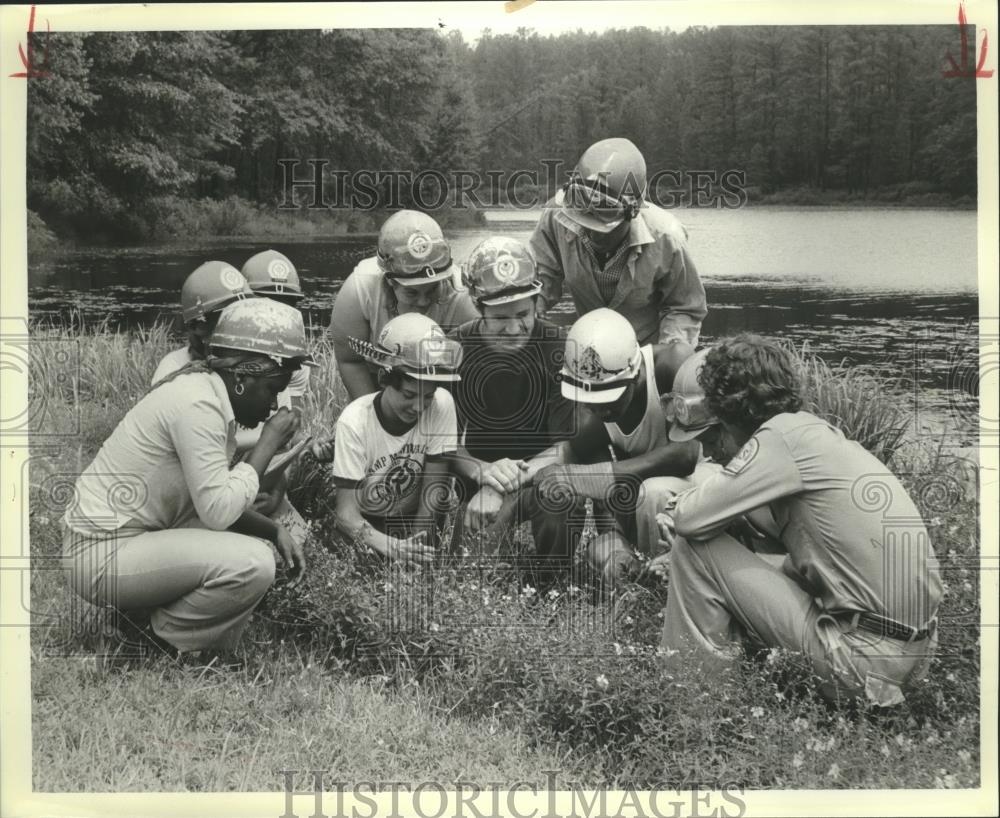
[29,207,980,443]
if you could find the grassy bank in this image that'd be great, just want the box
[26,323,981,791]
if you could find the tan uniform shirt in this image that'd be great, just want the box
[673,411,942,628]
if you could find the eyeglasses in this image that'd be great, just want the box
[661,392,716,429]
[562,179,642,225]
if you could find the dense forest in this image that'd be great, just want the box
[26,26,978,242]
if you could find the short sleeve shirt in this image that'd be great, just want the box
[329,257,479,350]
[332,389,458,519]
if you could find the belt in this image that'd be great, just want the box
[841,611,932,643]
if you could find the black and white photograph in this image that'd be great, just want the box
[1,1,996,816]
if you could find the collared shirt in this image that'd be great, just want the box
[65,370,259,535]
[579,231,632,304]
[529,200,707,346]
[152,346,309,452]
[671,411,943,628]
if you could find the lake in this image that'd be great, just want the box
[29,207,980,444]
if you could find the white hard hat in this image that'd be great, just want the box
[349,313,462,382]
[559,309,641,404]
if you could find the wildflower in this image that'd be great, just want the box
[429,622,440,633]
[751,706,765,718]
[792,752,804,768]
[624,615,634,625]
[792,717,810,733]
[595,674,610,691]
[522,584,536,598]
[613,642,623,656]
[766,647,780,664]
[929,516,942,526]
[946,672,956,683]
[547,588,560,600]
[827,763,840,781]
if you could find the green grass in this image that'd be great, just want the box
[26,323,982,791]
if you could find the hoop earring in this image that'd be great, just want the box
[234,382,245,396]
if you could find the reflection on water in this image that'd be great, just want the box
[28,208,979,444]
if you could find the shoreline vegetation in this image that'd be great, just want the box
[27,186,977,256]
[28,324,980,790]
[28,27,975,252]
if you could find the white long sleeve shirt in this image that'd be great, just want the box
[65,370,259,535]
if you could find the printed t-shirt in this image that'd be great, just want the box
[332,388,458,519]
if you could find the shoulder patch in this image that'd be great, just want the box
[724,436,760,475]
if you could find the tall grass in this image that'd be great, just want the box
[793,343,912,465]
[26,323,981,789]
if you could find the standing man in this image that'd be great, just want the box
[658,335,942,706]
[530,137,707,347]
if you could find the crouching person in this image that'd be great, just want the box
[153,257,312,544]
[446,237,581,570]
[329,314,461,565]
[533,309,709,587]
[658,334,943,706]
[63,299,312,655]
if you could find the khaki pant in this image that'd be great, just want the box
[63,523,276,652]
[660,532,937,705]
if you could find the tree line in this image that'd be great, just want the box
[27,25,977,242]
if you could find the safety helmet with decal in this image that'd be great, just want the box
[241,249,304,300]
[209,298,316,366]
[558,308,642,404]
[663,348,720,442]
[461,237,542,306]
[558,137,647,234]
[349,313,462,383]
[180,261,254,324]
[376,210,455,286]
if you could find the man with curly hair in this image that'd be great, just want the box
[658,334,942,706]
